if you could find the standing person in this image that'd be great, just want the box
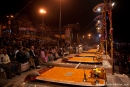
[120,54,127,74]
[119,54,122,73]
[29,46,40,68]
[123,53,128,73]
[73,44,76,54]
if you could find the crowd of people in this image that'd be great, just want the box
[114,43,130,74]
[114,52,130,74]
[0,34,87,79]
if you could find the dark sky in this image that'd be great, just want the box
[0,0,129,43]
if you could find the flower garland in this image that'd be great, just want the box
[109,28,113,41]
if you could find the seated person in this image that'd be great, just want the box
[8,47,21,75]
[29,46,39,68]
[16,46,27,63]
[0,48,15,79]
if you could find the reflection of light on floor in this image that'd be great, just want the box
[123,74,125,76]
[22,82,26,87]
[23,82,25,85]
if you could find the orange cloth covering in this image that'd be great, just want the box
[78,53,96,57]
[86,49,97,52]
[36,67,106,86]
[68,57,102,63]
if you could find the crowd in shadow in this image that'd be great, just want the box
[0,34,83,80]
[113,43,130,74]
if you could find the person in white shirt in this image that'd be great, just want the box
[0,49,12,79]
[2,48,16,77]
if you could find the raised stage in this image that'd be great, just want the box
[82,49,98,53]
[67,57,102,64]
[23,53,130,87]
[77,53,97,57]
[36,66,106,86]
[23,49,130,87]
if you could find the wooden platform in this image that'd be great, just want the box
[24,73,130,87]
[77,53,97,57]
[82,49,98,53]
[24,53,129,87]
[42,54,112,74]
[67,57,102,64]
[36,67,106,86]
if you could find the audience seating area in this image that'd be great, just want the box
[0,51,70,79]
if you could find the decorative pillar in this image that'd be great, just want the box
[109,0,114,75]
[103,0,108,59]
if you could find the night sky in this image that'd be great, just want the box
[0,0,129,43]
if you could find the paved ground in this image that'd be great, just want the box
[0,54,130,87]
[2,65,129,87]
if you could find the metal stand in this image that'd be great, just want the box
[94,73,99,84]
[83,70,87,82]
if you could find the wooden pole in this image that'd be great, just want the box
[109,0,114,75]
[104,0,108,59]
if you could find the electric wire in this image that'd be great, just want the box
[14,0,34,18]
[79,20,95,34]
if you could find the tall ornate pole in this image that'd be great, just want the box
[109,0,114,74]
[103,0,108,59]
[102,0,107,57]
